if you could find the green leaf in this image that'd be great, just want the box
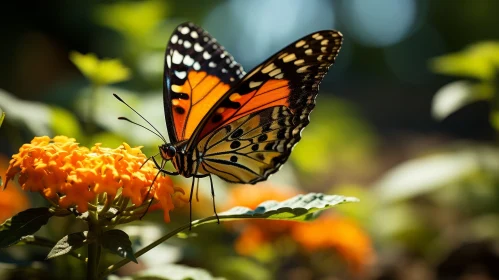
[69,51,131,86]
[193,193,358,227]
[101,229,137,263]
[0,111,5,127]
[47,231,91,260]
[0,207,53,247]
[432,81,493,120]
[132,265,224,280]
[430,41,499,80]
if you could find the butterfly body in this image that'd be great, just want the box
[159,22,342,186]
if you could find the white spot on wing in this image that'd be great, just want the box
[172,50,183,64]
[175,71,186,79]
[203,51,212,60]
[183,55,194,66]
[166,55,171,68]
[209,61,217,68]
[190,31,198,38]
[193,62,201,70]
[184,40,192,48]
[180,27,189,34]
[171,34,178,44]
[194,43,203,52]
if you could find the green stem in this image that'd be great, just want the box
[87,216,102,280]
[99,215,219,278]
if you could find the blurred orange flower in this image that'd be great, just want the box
[226,183,300,256]
[0,155,29,223]
[292,215,375,273]
[3,136,185,223]
[225,183,374,274]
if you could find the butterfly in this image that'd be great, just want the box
[116,22,342,224]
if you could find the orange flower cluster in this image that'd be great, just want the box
[226,184,374,274]
[3,136,185,222]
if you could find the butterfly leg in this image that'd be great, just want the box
[140,168,163,219]
[208,173,220,224]
[188,159,202,230]
[151,155,180,176]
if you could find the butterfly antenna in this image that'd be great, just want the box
[113,93,167,143]
[118,117,166,143]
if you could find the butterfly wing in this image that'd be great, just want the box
[192,30,343,183]
[163,22,245,143]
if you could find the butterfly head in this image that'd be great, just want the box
[159,143,177,160]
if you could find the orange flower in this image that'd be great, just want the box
[292,215,375,273]
[3,136,185,223]
[0,155,29,223]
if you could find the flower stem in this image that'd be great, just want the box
[87,219,102,280]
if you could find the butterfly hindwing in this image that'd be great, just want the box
[197,106,296,183]
[164,22,245,143]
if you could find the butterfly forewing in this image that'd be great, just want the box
[190,30,343,183]
[164,22,245,143]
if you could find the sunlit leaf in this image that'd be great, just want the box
[133,265,224,280]
[432,81,493,120]
[69,51,131,86]
[193,193,358,227]
[430,41,499,80]
[374,145,499,202]
[0,111,5,127]
[0,207,53,247]
[101,229,137,263]
[47,231,91,260]
[96,0,167,42]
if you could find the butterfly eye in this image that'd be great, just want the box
[166,145,176,157]
[160,144,176,159]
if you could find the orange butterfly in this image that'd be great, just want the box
[117,22,342,223]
